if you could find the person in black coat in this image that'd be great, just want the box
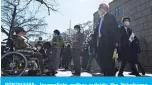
[94,3,119,76]
[43,42,57,76]
[129,36,145,76]
[118,17,142,76]
[62,44,72,70]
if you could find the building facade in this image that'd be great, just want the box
[109,0,152,72]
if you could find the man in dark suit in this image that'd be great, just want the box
[118,17,141,76]
[94,3,119,76]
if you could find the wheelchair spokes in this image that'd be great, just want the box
[1,52,28,76]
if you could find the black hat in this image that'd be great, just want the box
[35,43,43,47]
[43,42,52,49]
[15,27,25,34]
[39,37,42,40]
[54,29,60,35]
[122,17,131,22]
[74,25,81,30]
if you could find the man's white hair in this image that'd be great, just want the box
[98,3,109,12]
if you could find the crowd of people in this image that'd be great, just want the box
[10,3,145,76]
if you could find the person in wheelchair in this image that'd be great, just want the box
[13,27,44,75]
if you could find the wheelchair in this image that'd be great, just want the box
[1,38,43,76]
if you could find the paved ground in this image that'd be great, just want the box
[55,69,152,77]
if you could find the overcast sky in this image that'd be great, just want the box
[45,0,113,34]
[1,0,113,41]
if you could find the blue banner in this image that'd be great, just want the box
[1,77,152,85]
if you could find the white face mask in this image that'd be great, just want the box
[53,33,57,37]
[74,29,79,33]
[124,21,130,26]
[37,46,41,50]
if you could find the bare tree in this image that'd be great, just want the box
[61,21,93,44]
[80,21,93,42]
[35,0,58,15]
[1,0,58,39]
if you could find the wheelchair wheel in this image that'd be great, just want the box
[1,52,28,76]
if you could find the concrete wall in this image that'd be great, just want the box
[109,0,152,72]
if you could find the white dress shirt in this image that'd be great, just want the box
[98,17,104,37]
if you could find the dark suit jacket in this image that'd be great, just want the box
[93,13,119,68]
[119,26,140,63]
[94,13,119,50]
[119,26,132,61]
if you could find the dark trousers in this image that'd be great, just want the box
[82,52,89,70]
[119,60,139,75]
[137,61,145,75]
[97,45,116,76]
[64,60,70,69]
[131,60,145,75]
[73,48,81,75]
[87,54,95,71]
[63,57,71,69]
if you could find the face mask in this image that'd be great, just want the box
[74,29,78,33]
[124,21,130,26]
[53,34,57,37]
[77,29,80,32]
[37,46,41,50]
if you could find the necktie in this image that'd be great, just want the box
[98,18,103,37]
[126,28,129,37]
[97,18,103,47]
[45,49,47,54]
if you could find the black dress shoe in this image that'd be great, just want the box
[28,70,37,76]
[45,71,56,76]
[129,72,141,76]
[135,74,141,76]
[73,74,80,76]
[129,72,136,75]
[118,73,124,76]
[142,72,145,75]
[72,72,80,76]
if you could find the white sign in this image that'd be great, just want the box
[129,32,135,42]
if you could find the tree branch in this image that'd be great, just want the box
[35,0,57,15]
[1,26,9,36]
